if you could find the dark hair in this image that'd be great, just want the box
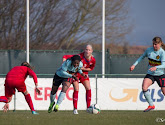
[71,55,81,62]
[152,36,165,50]
[152,36,162,43]
[21,62,33,70]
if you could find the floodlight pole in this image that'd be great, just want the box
[102,0,105,78]
[26,0,29,63]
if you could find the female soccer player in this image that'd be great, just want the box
[62,44,96,114]
[0,62,41,114]
[130,37,165,112]
[48,55,86,113]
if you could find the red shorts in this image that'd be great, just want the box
[5,79,27,98]
[75,73,89,84]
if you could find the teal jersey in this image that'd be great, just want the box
[56,59,83,78]
[133,47,165,76]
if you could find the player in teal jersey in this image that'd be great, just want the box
[130,37,165,112]
[48,55,87,113]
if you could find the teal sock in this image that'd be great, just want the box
[50,93,56,103]
[57,92,66,106]
[143,90,154,106]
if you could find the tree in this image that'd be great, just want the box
[0,0,132,50]
[105,0,133,45]
[0,0,26,49]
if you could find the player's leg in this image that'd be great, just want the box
[17,82,38,115]
[23,90,38,114]
[157,74,165,95]
[158,75,165,98]
[0,96,9,103]
[1,82,14,112]
[48,85,59,113]
[161,87,165,95]
[142,76,155,112]
[50,85,58,103]
[0,81,14,103]
[50,76,59,104]
[48,74,61,113]
[79,74,91,109]
[73,81,79,114]
[54,80,71,112]
[4,91,13,103]
[82,80,91,109]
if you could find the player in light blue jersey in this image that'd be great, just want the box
[48,55,87,113]
[130,37,165,112]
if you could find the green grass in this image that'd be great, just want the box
[0,110,165,125]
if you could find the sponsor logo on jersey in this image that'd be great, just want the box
[156,55,160,59]
[148,58,161,66]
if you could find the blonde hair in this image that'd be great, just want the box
[152,37,165,50]
[85,44,93,50]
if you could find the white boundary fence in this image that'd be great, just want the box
[0,78,165,110]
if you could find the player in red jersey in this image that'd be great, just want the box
[0,62,41,114]
[63,44,96,114]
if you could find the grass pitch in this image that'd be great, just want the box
[0,110,164,125]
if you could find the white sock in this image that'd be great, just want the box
[50,93,56,103]
[143,90,154,106]
[57,92,66,106]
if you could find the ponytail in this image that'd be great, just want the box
[161,43,165,50]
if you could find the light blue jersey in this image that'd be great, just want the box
[56,59,83,78]
[133,47,165,76]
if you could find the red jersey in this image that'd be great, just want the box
[63,52,96,74]
[6,66,38,84]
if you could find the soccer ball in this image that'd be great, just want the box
[88,104,101,114]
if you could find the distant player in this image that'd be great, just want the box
[48,55,87,113]
[63,44,96,114]
[130,37,165,112]
[0,62,41,114]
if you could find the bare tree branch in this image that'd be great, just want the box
[0,0,132,52]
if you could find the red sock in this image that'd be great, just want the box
[0,96,8,103]
[25,94,35,111]
[86,89,91,108]
[73,91,78,109]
